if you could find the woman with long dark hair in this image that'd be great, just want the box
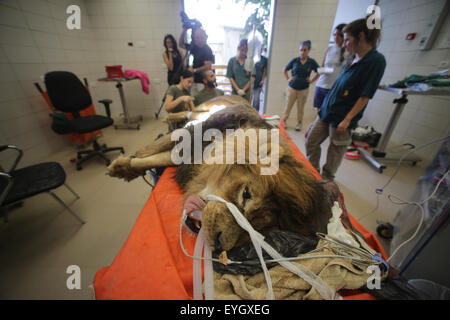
[313,23,348,111]
[164,69,195,131]
[163,34,184,85]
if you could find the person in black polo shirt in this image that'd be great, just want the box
[305,17,386,181]
[282,40,319,131]
[179,26,215,96]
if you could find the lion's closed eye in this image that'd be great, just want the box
[242,186,251,207]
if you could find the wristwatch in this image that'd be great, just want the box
[193,68,197,73]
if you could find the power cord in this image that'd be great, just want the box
[358,135,450,222]
[386,170,449,262]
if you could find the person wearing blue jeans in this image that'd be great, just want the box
[313,24,348,112]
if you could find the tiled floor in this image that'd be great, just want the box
[0,116,426,299]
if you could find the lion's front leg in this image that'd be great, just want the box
[135,133,176,158]
[108,152,175,182]
[107,155,144,182]
[165,111,189,123]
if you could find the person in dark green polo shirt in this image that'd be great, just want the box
[305,17,386,181]
[283,40,319,131]
[227,39,252,101]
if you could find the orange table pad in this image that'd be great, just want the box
[94,123,387,300]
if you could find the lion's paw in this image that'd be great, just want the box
[107,155,140,182]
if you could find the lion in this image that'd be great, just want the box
[107,96,332,251]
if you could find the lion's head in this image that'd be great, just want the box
[177,129,332,251]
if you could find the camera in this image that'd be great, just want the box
[180,11,202,30]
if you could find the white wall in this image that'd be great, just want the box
[2,0,448,168]
[86,0,183,118]
[265,0,339,122]
[330,0,374,42]
[0,0,183,167]
[361,0,450,163]
[0,0,101,167]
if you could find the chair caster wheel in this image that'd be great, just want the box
[76,165,82,171]
[377,223,393,239]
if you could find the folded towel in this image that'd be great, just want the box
[124,69,150,94]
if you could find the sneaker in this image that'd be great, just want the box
[295,123,302,131]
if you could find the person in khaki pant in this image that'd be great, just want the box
[306,117,352,181]
[283,86,309,128]
[282,40,319,131]
[305,17,386,181]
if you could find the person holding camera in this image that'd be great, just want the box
[162,34,184,86]
[179,26,215,96]
[226,39,252,102]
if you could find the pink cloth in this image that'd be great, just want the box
[124,69,150,95]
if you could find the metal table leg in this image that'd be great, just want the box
[114,82,143,130]
[359,92,421,173]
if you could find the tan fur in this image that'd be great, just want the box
[180,135,328,251]
[108,95,331,251]
[163,95,258,125]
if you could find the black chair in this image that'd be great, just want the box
[44,71,124,170]
[0,145,84,224]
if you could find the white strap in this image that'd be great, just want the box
[192,227,205,300]
[206,194,340,300]
[203,240,214,300]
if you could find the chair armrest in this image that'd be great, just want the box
[0,145,23,173]
[98,99,113,118]
[0,172,13,206]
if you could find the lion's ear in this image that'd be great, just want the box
[238,117,248,128]
[257,142,284,176]
[258,142,285,163]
